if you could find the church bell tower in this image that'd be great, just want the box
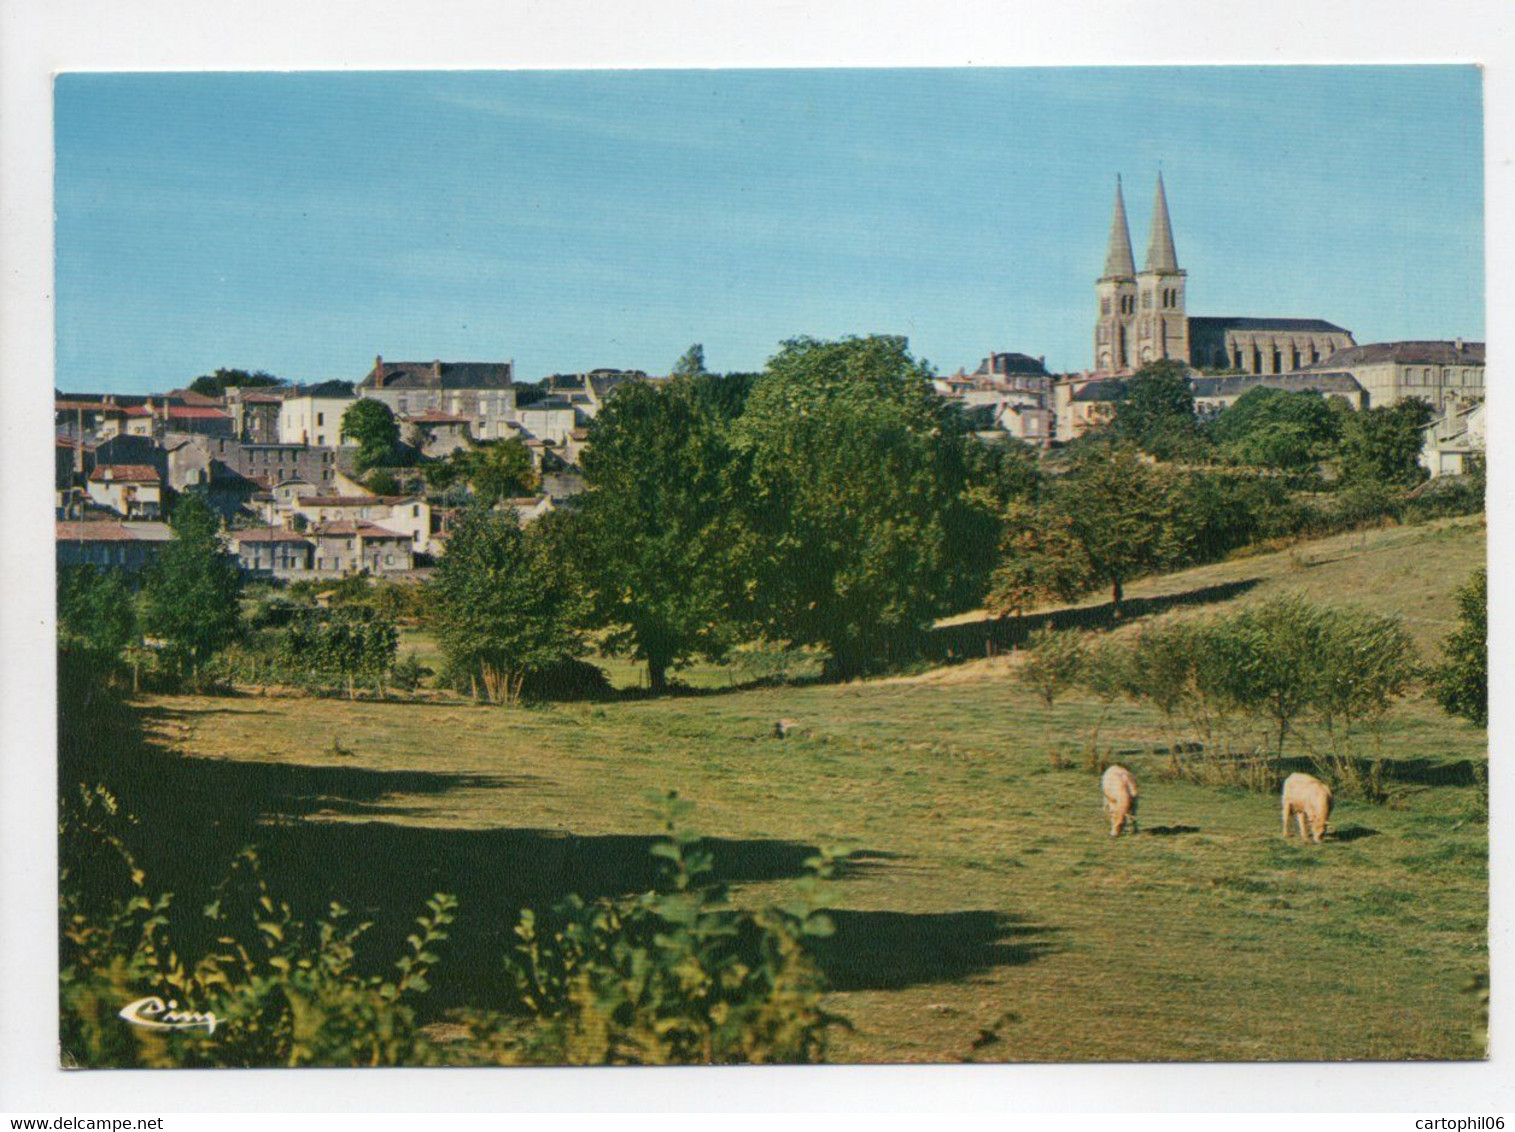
[1133,172,1189,366]
[1094,176,1137,373]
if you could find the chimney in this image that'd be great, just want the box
[434,360,443,382]
[373,355,384,388]
[1455,337,1464,353]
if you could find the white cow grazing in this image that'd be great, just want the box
[1281,772,1333,843]
[1101,764,1139,837]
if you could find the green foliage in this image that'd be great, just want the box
[142,496,242,685]
[575,376,749,690]
[1054,444,1179,606]
[1431,568,1487,727]
[59,785,456,1069]
[427,439,538,506]
[1108,597,1418,796]
[733,335,982,676]
[499,792,843,1065]
[1111,360,1203,458]
[671,342,708,378]
[188,368,284,399]
[341,399,402,471]
[1339,398,1435,488]
[987,502,1093,618]
[390,652,433,693]
[1208,387,1341,471]
[58,566,138,664]
[364,468,401,496]
[427,506,584,704]
[280,606,400,699]
[1017,627,1085,714]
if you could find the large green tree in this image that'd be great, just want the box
[341,399,402,471]
[1051,444,1179,608]
[1111,359,1203,459]
[1339,397,1435,487]
[1432,568,1487,727]
[576,376,748,691]
[143,496,242,684]
[1208,386,1341,471]
[732,335,981,677]
[427,507,583,705]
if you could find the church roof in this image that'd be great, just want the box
[1101,177,1136,280]
[1305,340,1485,369]
[1145,172,1180,273]
[1188,316,1351,335]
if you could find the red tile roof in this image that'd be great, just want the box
[89,464,160,483]
[231,528,313,544]
[313,520,407,539]
[57,520,139,542]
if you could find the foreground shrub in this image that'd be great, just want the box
[59,786,845,1068]
[496,793,843,1065]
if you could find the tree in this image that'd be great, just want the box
[1432,568,1487,726]
[1111,359,1202,458]
[575,376,748,691]
[281,606,399,699]
[1339,397,1435,487]
[1017,626,1086,756]
[671,343,708,378]
[732,335,981,677]
[341,399,401,471]
[58,566,138,661]
[986,501,1093,619]
[188,368,284,399]
[1208,387,1341,471]
[1051,444,1178,608]
[460,439,538,506]
[427,507,583,705]
[142,496,242,685]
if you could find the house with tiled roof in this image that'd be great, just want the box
[229,527,315,577]
[86,464,163,520]
[358,356,517,441]
[309,520,414,576]
[56,519,172,571]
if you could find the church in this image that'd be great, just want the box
[1093,174,1356,376]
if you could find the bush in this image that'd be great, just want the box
[495,793,843,1065]
[1431,568,1487,727]
[59,787,846,1068]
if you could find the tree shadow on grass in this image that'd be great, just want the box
[1144,825,1201,837]
[808,910,1057,992]
[924,578,1264,664]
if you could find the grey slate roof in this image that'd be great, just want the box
[1189,316,1351,335]
[1190,372,1365,399]
[360,360,514,391]
[975,352,1049,378]
[1070,379,1128,403]
[1306,340,1486,369]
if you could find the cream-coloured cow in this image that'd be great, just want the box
[1281,772,1333,843]
[1101,764,1139,837]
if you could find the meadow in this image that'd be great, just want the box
[128,515,1487,1062]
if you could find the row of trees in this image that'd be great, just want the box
[1108,359,1439,486]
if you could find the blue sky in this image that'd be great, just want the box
[54,67,1483,391]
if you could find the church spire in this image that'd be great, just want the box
[1102,175,1136,279]
[1145,171,1178,272]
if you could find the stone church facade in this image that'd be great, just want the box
[1093,175,1355,376]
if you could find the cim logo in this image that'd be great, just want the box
[118,995,218,1035]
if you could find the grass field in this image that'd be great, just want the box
[128,515,1487,1062]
